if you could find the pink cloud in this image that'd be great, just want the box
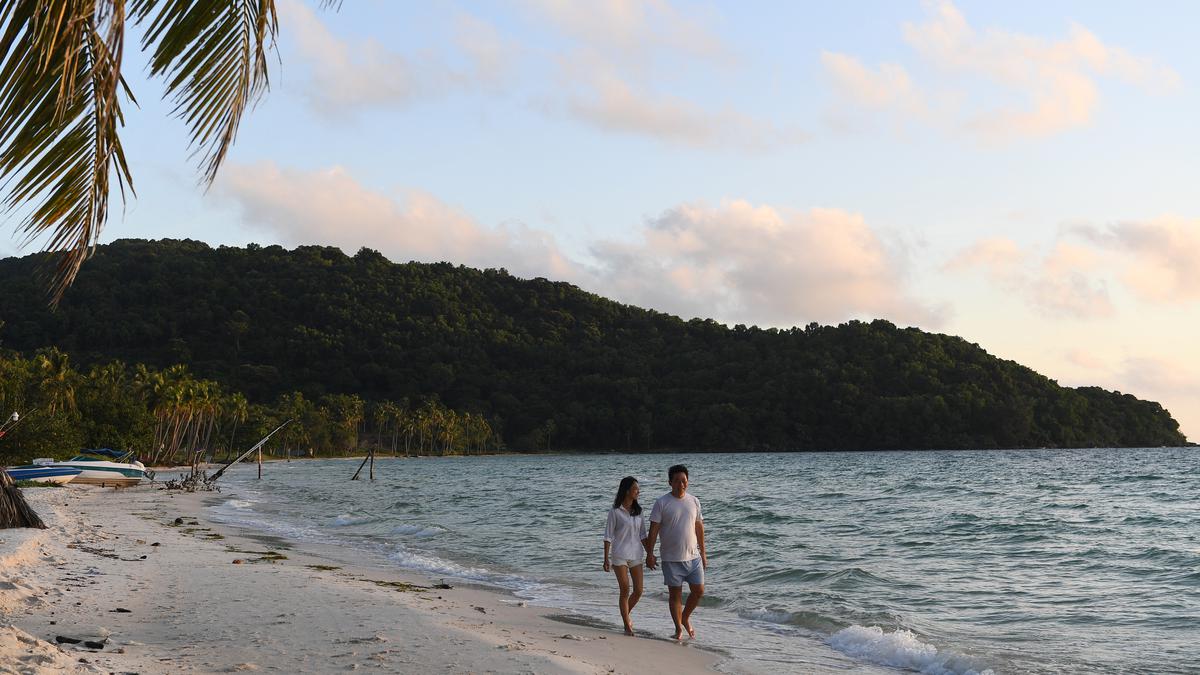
[591,201,945,327]
[824,0,1180,140]
[944,238,1113,318]
[216,164,938,329]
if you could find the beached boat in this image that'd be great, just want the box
[35,449,150,487]
[4,465,82,484]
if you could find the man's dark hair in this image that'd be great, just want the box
[668,464,688,481]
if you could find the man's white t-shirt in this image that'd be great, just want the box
[603,507,648,561]
[649,492,703,562]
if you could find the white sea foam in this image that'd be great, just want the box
[741,607,793,624]
[213,514,319,542]
[224,499,254,509]
[332,514,376,526]
[387,547,490,581]
[392,524,446,537]
[829,625,993,675]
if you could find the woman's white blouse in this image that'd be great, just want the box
[604,507,648,561]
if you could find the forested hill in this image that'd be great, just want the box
[0,239,1186,450]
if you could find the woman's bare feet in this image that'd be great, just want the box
[624,623,635,636]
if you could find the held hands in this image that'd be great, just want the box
[646,553,657,570]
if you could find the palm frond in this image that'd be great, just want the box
[132,0,278,185]
[0,0,134,305]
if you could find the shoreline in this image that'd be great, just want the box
[1,483,722,674]
[180,443,1200,472]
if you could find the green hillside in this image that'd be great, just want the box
[0,239,1186,451]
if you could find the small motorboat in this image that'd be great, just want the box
[4,465,82,484]
[35,449,150,487]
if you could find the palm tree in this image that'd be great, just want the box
[222,391,248,461]
[0,1,337,304]
[35,346,77,415]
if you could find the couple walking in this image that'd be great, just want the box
[602,464,707,640]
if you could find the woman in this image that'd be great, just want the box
[603,476,648,636]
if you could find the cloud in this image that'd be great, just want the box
[278,0,513,116]
[561,61,806,149]
[1073,216,1200,304]
[590,201,944,327]
[944,238,1113,318]
[942,237,1025,273]
[215,162,576,280]
[278,0,798,149]
[820,52,929,119]
[216,163,937,329]
[453,13,517,90]
[281,0,420,114]
[824,0,1180,139]
[522,0,728,63]
[535,4,799,149]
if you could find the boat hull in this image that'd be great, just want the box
[35,459,147,487]
[4,466,81,484]
[68,470,145,487]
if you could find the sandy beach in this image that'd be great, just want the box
[0,482,721,674]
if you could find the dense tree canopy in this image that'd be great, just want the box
[0,239,1187,455]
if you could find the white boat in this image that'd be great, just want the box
[35,450,149,487]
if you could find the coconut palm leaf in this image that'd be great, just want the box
[0,0,133,305]
[0,0,345,305]
[131,0,278,185]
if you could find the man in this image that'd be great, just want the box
[645,464,707,640]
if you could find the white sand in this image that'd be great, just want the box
[1,483,721,674]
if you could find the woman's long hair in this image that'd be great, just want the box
[612,476,642,516]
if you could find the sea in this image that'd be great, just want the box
[206,448,1199,674]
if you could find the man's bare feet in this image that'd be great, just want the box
[683,618,696,638]
[672,628,683,640]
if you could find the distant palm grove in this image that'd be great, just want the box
[0,239,1186,464]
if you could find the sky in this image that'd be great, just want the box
[4,0,1200,440]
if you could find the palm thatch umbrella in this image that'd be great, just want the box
[0,469,46,529]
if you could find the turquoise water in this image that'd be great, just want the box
[209,449,1200,674]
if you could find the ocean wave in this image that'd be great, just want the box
[392,524,447,537]
[332,514,381,527]
[1121,515,1172,526]
[740,607,842,633]
[208,512,319,542]
[223,499,254,510]
[828,625,994,675]
[387,546,491,581]
[747,566,894,588]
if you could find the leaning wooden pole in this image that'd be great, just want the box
[0,470,46,530]
[351,449,371,481]
[210,420,292,483]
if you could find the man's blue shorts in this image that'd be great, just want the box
[662,558,704,587]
